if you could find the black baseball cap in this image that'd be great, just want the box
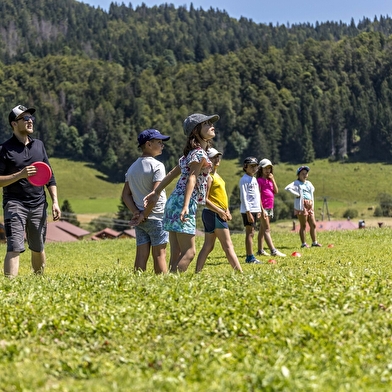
[243,157,258,165]
[9,105,35,126]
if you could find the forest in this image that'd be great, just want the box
[1,0,392,180]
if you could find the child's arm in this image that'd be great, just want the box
[308,181,315,202]
[269,173,278,194]
[133,179,164,224]
[180,160,204,222]
[122,182,142,225]
[285,181,300,197]
[143,165,181,207]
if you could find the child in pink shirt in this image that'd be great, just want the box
[256,159,286,257]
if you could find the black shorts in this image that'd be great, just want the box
[241,212,258,227]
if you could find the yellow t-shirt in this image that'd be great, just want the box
[208,172,228,211]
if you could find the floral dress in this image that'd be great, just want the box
[163,148,211,234]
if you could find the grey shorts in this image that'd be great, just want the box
[135,218,169,247]
[264,208,274,218]
[4,200,47,253]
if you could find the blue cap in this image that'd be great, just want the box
[137,129,170,147]
[297,165,310,175]
[183,113,220,136]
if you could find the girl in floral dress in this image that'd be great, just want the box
[143,113,219,272]
[164,113,219,272]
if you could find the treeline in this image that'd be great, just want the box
[0,0,392,181]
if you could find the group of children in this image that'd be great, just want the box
[122,113,321,274]
[240,157,321,264]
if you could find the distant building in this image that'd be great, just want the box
[121,228,136,239]
[46,221,90,243]
[91,228,122,240]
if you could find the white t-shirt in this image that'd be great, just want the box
[125,157,167,220]
[239,174,261,213]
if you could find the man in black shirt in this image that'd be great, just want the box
[0,105,61,277]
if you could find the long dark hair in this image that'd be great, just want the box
[256,165,273,178]
[183,123,212,157]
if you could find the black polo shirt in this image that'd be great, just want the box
[0,134,56,208]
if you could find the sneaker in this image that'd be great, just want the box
[257,249,270,256]
[301,243,310,248]
[271,249,286,257]
[312,242,322,247]
[246,256,262,264]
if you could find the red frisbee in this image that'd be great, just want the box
[328,244,334,248]
[291,252,302,257]
[28,162,52,186]
[268,259,277,264]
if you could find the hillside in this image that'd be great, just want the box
[1,1,392,183]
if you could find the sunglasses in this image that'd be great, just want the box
[16,115,35,122]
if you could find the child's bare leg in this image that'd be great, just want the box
[308,215,317,243]
[257,218,265,251]
[245,225,255,256]
[297,215,307,244]
[260,215,275,251]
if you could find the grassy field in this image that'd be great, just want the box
[1,228,392,391]
[41,158,392,223]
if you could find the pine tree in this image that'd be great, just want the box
[60,200,80,227]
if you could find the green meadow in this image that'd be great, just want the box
[40,158,392,224]
[1,228,392,391]
[1,158,392,390]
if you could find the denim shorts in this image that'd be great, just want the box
[202,208,229,233]
[135,218,169,247]
[4,200,47,253]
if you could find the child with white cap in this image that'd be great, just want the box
[256,159,286,257]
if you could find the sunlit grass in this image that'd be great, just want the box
[2,228,392,390]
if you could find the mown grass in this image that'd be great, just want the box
[1,228,392,391]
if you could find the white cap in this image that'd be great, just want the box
[259,158,272,168]
[207,148,223,158]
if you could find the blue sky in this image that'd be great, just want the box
[78,0,391,25]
